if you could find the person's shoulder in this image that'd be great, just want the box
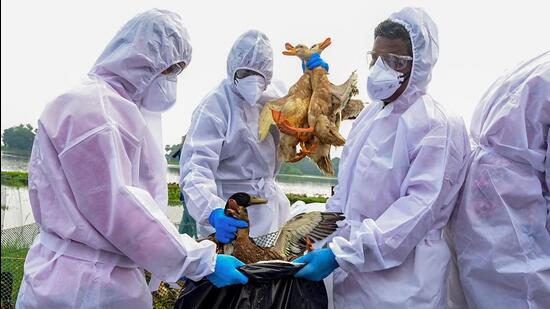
[40,78,143,152]
[397,95,464,148]
[49,78,142,120]
[41,79,101,123]
[192,81,232,123]
[403,95,451,130]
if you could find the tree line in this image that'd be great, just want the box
[1,124,36,154]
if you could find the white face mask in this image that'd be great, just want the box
[141,74,178,112]
[367,58,408,101]
[235,75,266,106]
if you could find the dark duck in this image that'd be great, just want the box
[204,192,345,264]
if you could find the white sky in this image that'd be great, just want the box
[2,0,549,156]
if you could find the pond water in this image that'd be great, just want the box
[1,186,34,229]
[2,152,337,229]
[1,152,29,171]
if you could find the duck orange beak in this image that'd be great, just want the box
[318,37,331,51]
[282,42,297,56]
[249,196,268,205]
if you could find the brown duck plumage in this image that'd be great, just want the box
[202,192,344,264]
[258,38,365,175]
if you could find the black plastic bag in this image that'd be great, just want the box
[174,261,328,309]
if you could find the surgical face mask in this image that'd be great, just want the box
[141,74,178,112]
[367,58,409,101]
[235,75,266,106]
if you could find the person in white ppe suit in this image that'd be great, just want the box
[17,9,247,309]
[293,7,471,308]
[448,52,550,308]
[179,30,293,242]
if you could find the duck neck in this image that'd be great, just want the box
[310,67,327,86]
[236,227,251,241]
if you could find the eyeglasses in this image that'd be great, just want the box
[366,51,412,71]
[234,69,262,79]
[234,69,263,83]
[162,62,186,76]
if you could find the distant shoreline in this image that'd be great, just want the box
[1,171,330,205]
[1,148,31,157]
[4,152,339,180]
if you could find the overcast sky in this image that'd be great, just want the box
[2,0,549,156]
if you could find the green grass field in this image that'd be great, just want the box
[1,246,29,305]
[1,171,29,187]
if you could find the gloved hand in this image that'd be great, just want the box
[293,248,338,281]
[209,208,248,244]
[302,53,329,72]
[206,254,249,288]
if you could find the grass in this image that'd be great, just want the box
[166,158,179,165]
[1,171,28,187]
[1,245,29,305]
[1,245,29,258]
[167,184,328,206]
[286,193,328,204]
[167,183,181,206]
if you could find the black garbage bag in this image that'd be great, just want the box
[174,261,328,309]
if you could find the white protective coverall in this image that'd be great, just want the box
[325,8,471,308]
[448,51,550,309]
[16,9,216,309]
[179,30,290,238]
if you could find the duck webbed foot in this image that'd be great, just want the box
[288,141,318,162]
[272,109,314,136]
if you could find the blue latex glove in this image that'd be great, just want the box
[293,248,338,281]
[302,53,329,72]
[206,255,249,288]
[208,208,248,244]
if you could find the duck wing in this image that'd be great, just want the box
[259,99,284,141]
[340,99,365,120]
[330,71,358,114]
[272,211,345,259]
